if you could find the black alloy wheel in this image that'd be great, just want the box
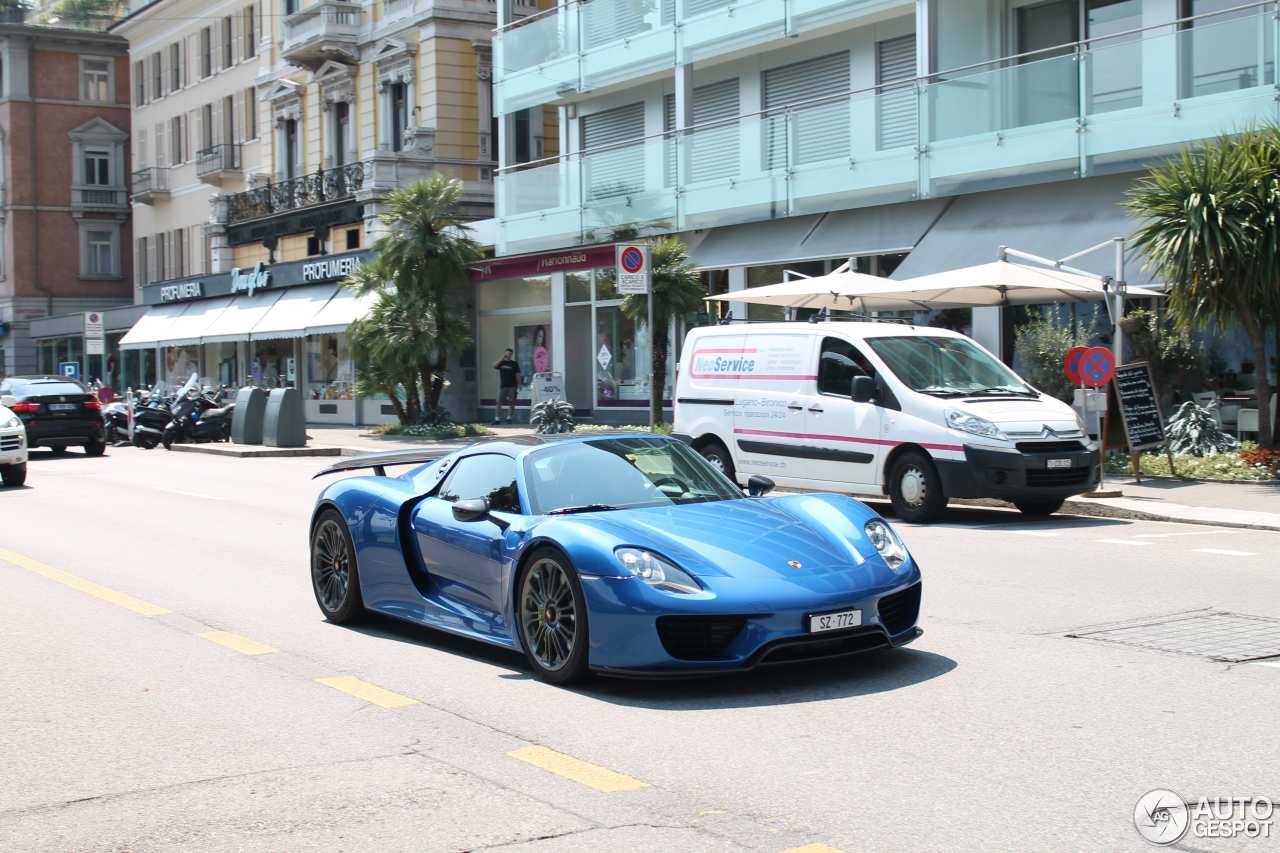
[310,509,363,623]
[518,549,589,684]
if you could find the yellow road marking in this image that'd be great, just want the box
[199,631,274,656]
[779,845,846,853]
[0,548,169,617]
[508,745,650,793]
[315,676,419,709]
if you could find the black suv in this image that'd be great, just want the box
[0,376,106,455]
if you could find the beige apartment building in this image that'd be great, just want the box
[112,0,531,420]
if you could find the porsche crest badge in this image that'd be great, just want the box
[787,560,803,570]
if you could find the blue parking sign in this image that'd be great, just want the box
[59,361,80,380]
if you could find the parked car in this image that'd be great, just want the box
[310,435,921,683]
[0,400,28,486]
[0,376,106,456]
[673,321,1099,522]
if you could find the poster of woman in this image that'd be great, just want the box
[514,324,550,385]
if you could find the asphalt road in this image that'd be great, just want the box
[2,445,1278,853]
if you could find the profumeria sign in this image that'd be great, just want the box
[158,281,204,303]
[302,255,363,282]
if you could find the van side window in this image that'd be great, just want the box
[818,337,873,396]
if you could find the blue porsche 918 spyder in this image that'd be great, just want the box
[310,434,921,684]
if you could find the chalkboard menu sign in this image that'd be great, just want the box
[1113,361,1165,451]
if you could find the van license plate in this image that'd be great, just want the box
[1047,458,1072,469]
[809,608,861,633]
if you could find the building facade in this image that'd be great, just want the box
[0,23,132,379]
[113,0,511,423]
[488,0,1279,418]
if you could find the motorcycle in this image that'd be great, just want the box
[161,375,235,449]
[102,384,175,449]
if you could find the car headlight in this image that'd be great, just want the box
[944,408,1007,440]
[615,547,701,594]
[0,416,18,430]
[864,519,909,571]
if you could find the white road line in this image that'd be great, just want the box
[1192,548,1257,557]
[1005,530,1062,538]
[1098,539,1152,547]
[151,487,226,501]
[1253,660,1280,670]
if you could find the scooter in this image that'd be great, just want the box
[161,378,235,449]
[103,385,174,449]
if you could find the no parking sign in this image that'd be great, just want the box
[615,244,650,295]
[1064,345,1115,388]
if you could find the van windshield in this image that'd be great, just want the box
[867,336,1036,398]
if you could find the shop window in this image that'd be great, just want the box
[478,310,552,404]
[745,262,824,321]
[163,345,202,386]
[594,305,673,407]
[594,266,618,300]
[566,271,591,303]
[477,275,551,311]
[204,342,239,387]
[306,334,354,401]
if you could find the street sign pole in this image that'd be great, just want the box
[615,244,654,428]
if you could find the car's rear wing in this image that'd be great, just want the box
[312,448,453,479]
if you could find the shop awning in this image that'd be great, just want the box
[250,285,340,340]
[890,175,1159,286]
[201,291,284,344]
[799,199,949,260]
[305,287,377,336]
[118,303,192,351]
[151,296,235,347]
[687,215,823,269]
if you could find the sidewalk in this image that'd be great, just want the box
[1065,477,1280,532]
[303,424,537,454]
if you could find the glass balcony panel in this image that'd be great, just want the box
[787,0,912,35]
[496,157,583,255]
[1084,10,1278,176]
[675,0,785,66]
[493,8,581,115]
[788,86,919,216]
[581,138,677,243]
[580,0,675,92]
[676,113,788,230]
[923,52,1081,197]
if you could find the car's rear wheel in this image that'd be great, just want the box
[1,463,26,487]
[50,446,67,456]
[84,438,106,457]
[1013,497,1065,517]
[311,509,364,623]
[697,438,736,485]
[518,548,589,685]
[887,450,948,523]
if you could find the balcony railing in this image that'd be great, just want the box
[282,0,364,65]
[72,186,129,211]
[197,144,242,183]
[492,0,895,114]
[226,163,366,225]
[496,3,1280,256]
[130,167,169,204]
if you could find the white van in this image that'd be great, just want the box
[673,321,1098,522]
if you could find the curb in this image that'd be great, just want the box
[169,443,343,458]
[949,496,1280,533]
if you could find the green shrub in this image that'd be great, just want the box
[530,399,576,434]
[1166,400,1239,456]
[1013,307,1102,402]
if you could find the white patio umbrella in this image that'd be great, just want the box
[889,260,1164,307]
[704,269,927,313]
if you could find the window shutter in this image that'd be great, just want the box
[580,102,645,200]
[763,51,850,168]
[210,22,221,72]
[146,237,158,285]
[876,35,916,150]
[232,12,242,63]
[212,99,224,145]
[138,126,148,167]
[155,121,168,168]
[583,0,647,49]
[192,107,205,154]
[663,78,738,187]
[161,49,172,96]
[233,90,246,143]
[134,237,144,287]
[177,41,187,88]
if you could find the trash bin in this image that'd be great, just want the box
[231,387,268,445]
[263,387,306,448]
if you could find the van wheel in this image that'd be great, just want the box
[697,439,736,484]
[1013,498,1064,517]
[888,450,947,523]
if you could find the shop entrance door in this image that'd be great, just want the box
[564,304,593,413]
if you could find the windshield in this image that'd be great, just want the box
[867,336,1035,397]
[523,437,742,515]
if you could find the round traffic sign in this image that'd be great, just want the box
[1079,346,1115,387]
[1064,345,1090,385]
[620,246,645,274]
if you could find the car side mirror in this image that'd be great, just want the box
[0,395,16,408]
[851,375,876,404]
[747,474,775,497]
[452,498,491,522]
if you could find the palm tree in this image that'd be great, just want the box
[1127,132,1277,447]
[620,238,704,426]
[345,177,482,424]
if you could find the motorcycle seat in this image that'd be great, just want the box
[204,405,234,418]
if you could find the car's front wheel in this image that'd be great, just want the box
[887,450,948,523]
[311,509,364,623]
[518,548,590,685]
[0,463,26,487]
[1014,498,1065,517]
